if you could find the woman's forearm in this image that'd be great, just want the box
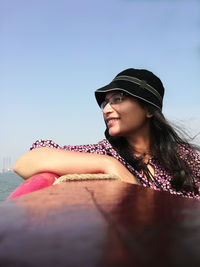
[14,147,107,179]
[13,147,139,184]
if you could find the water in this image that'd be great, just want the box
[0,172,22,201]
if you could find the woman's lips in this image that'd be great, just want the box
[107,118,119,127]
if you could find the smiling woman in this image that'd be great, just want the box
[102,91,152,140]
[14,68,200,199]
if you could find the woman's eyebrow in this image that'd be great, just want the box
[105,93,117,101]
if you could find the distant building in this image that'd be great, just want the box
[2,157,13,173]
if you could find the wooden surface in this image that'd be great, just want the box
[0,179,200,267]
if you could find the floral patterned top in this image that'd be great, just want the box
[30,139,200,200]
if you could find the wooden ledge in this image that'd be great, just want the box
[0,180,200,266]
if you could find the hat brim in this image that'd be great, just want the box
[95,80,162,110]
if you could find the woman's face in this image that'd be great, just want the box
[102,91,152,138]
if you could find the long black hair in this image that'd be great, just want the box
[105,100,200,195]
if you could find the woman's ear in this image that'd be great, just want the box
[146,112,153,118]
[144,107,153,118]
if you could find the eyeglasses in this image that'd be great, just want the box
[100,92,126,110]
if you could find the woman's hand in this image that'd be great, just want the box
[103,155,139,185]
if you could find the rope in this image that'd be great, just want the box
[53,173,120,185]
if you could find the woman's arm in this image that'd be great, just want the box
[13,147,139,184]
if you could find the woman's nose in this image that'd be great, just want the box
[102,102,113,114]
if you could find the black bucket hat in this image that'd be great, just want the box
[95,68,165,110]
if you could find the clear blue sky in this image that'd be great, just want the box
[1,0,200,170]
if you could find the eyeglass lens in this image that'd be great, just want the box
[100,93,124,110]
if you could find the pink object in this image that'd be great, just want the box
[7,172,59,200]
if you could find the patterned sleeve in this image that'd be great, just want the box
[30,139,120,156]
[30,140,63,150]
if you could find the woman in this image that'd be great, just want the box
[14,68,200,199]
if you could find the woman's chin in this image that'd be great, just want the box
[108,129,121,137]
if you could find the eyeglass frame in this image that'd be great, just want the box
[100,92,128,111]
